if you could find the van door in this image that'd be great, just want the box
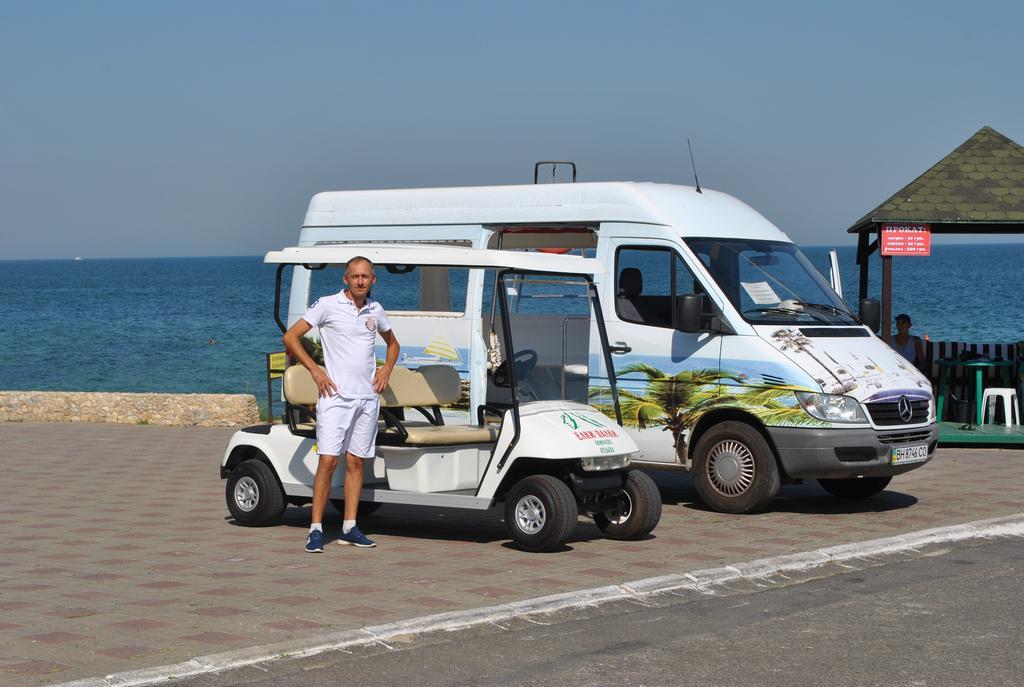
[595,238,723,464]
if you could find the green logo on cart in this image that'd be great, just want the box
[560,411,605,430]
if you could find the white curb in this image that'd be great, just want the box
[50,513,1024,687]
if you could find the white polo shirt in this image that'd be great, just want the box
[302,290,392,399]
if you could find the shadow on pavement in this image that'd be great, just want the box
[645,469,918,514]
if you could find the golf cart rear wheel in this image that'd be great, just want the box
[330,499,384,518]
[593,469,662,540]
[226,459,286,526]
[818,476,892,499]
[692,421,780,514]
[504,475,578,552]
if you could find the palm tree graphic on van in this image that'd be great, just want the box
[591,361,827,445]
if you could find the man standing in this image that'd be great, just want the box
[282,256,400,552]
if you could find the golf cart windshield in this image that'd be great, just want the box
[495,271,619,416]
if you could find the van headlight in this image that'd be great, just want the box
[794,392,867,423]
[581,454,631,472]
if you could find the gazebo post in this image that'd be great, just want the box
[857,230,870,301]
[880,252,893,343]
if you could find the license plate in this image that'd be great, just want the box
[891,444,928,465]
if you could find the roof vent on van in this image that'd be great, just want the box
[534,161,577,184]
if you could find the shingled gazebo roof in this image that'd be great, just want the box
[848,125,1024,234]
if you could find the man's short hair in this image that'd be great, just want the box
[345,256,374,274]
[895,313,912,325]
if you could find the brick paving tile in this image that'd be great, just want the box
[1,660,69,676]
[331,585,386,595]
[196,586,249,596]
[109,619,173,631]
[137,581,188,590]
[403,596,456,608]
[192,606,248,617]
[335,606,392,619]
[0,602,31,614]
[263,619,325,631]
[76,572,125,581]
[23,631,90,644]
[463,586,517,598]
[123,598,179,607]
[45,608,98,619]
[95,645,157,659]
[576,567,629,578]
[265,595,324,606]
[179,631,248,644]
[454,566,506,576]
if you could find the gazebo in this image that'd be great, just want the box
[846,126,1024,443]
[847,125,1024,343]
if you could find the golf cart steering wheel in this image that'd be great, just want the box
[491,349,538,387]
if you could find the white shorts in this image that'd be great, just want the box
[315,395,380,459]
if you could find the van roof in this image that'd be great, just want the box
[303,182,790,242]
[264,243,605,275]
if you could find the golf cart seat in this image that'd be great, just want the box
[282,364,324,438]
[379,365,500,446]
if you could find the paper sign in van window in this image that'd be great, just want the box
[741,281,780,305]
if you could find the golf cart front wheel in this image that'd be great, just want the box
[504,475,578,552]
[593,470,662,540]
[225,458,286,526]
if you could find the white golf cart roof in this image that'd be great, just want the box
[264,243,605,275]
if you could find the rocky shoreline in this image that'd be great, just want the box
[0,391,259,427]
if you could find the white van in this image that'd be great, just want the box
[286,182,939,513]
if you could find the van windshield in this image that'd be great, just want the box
[685,238,857,325]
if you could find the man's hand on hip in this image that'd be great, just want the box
[372,366,393,394]
[312,367,337,398]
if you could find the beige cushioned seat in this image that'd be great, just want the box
[381,365,497,445]
[285,364,496,445]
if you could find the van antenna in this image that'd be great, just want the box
[687,139,702,194]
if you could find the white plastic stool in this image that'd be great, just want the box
[981,387,1019,427]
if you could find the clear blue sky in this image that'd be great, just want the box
[2,0,1022,259]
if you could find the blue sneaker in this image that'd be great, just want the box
[305,529,324,553]
[337,526,376,548]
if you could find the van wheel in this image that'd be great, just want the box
[330,500,384,518]
[226,459,286,526]
[594,470,662,540]
[692,421,780,514]
[504,475,578,552]
[818,476,892,499]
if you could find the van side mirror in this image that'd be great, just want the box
[676,294,704,333]
[859,298,880,333]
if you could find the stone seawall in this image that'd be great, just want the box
[0,391,260,427]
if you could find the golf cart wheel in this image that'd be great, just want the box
[330,499,384,518]
[593,469,662,540]
[818,476,892,499]
[692,421,780,514]
[504,475,578,552]
[226,459,286,526]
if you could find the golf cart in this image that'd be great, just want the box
[220,244,661,552]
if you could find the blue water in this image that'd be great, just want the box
[1,244,1021,403]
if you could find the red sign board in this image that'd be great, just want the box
[881,224,931,256]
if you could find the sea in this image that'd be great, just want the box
[2,244,1021,408]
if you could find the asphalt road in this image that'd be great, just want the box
[180,537,1024,687]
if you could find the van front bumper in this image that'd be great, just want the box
[766,424,940,480]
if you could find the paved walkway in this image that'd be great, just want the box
[1,422,1022,686]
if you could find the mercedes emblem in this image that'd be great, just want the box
[897,396,913,423]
